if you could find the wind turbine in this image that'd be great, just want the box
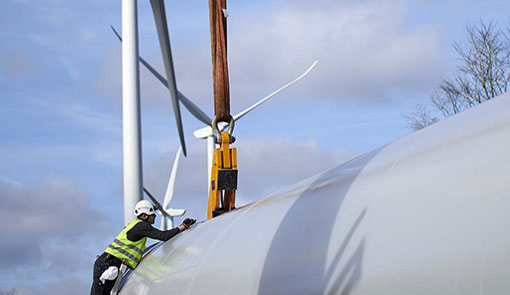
[114,23,316,187]
[160,147,185,230]
[141,58,317,190]
[139,148,186,230]
[135,55,318,187]
[117,2,316,225]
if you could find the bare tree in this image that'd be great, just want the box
[405,20,510,130]
[403,103,438,130]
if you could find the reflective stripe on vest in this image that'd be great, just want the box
[113,239,144,256]
[105,219,147,269]
[107,244,140,265]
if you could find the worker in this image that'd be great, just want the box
[90,200,196,295]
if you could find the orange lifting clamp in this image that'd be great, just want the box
[207,131,238,219]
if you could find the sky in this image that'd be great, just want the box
[1,0,509,293]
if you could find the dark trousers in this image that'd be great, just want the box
[90,253,122,295]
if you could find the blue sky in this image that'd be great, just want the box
[1,0,509,293]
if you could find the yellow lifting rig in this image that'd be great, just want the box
[207,130,237,219]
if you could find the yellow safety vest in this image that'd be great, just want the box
[105,219,147,269]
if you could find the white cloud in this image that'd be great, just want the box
[227,1,448,103]
[0,177,110,241]
[94,46,122,104]
[58,104,121,135]
[9,0,79,25]
[30,34,57,48]
[80,27,97,42]
[95,0,448,111]
[0,177,115,293]
[59,57,81,81]
[94,45,213,115]
[30,98,122,136]
[30,28,98,50]
[0,174,23,187]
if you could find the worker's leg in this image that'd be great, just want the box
[90,253,117,295]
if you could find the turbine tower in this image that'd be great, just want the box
[122,0,143,225]
[120,0,190,225]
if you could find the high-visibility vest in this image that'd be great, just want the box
[105,219,147,269]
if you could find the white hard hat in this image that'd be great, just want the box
[134,200,155,217]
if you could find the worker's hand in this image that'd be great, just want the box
[183,218,196,227]
[178,218,196,231]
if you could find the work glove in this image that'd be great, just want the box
[178,218,196,231]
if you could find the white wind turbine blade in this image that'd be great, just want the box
[160,147,184,230]
[194,61,318,135]
[232,60,318,122]
[195,61,318,190]
[163,146,182,209]
[111,25,212,126]
[150,0,187,156]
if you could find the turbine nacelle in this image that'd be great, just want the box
[158,208,185,230]
[157,208,186,217]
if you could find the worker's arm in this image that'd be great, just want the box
[126,221,181,242]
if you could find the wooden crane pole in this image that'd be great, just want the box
[209,0,230,122]
[207,0,238,219]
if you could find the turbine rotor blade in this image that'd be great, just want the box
[149,0,187,156]
[233,60,318,121]
[111,25,212,126]
[163,146,182,209]
[177,92,212,126]
[111,25,122,40]
[143,187,172,218]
